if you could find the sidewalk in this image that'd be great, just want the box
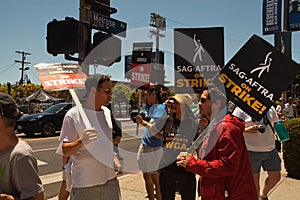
[48,152,299,200]
[260,152,300,200]
[119,152,300,200]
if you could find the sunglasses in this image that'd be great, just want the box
[200,97,210,103]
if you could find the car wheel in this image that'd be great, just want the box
[41,122,56,136]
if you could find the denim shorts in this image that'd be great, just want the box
[137,143,163,173]
[248,149,281,174]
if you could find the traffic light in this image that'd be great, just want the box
[46,17,84,56]
[91,31,121,66]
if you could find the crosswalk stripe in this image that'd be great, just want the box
[40,171,62,185]
[37,159,47,166]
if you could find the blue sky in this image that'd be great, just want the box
[0,0,299,85]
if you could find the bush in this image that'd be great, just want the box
[282,118,300,179]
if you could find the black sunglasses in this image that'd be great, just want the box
[200,97,210,103]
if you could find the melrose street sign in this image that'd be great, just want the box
[90,11,127,37]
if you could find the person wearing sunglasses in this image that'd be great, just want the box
[137,93,198,200]
[176,84,257,200]
[136,85,167,200]
[0,92,44,200]
[58,74,121,200]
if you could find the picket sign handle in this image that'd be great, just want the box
[136,89,142,135]
[69,88,92,129]
[187,105,227,156]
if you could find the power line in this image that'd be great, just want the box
[0,62,15,70]
[165,17,192,27]
[0,63,17,74]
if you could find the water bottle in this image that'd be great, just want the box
[274,120,290,142]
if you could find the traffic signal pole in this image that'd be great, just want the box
[47,1,123,75]
[79,0,91,74]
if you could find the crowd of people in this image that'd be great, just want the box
[0,74,291,200]
[275,96,299,120]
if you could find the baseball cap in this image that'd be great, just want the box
[0,92,19,119]
[170,94,192,106]
[82,74,111,98]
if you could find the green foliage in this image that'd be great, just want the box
[112,83,131,117]
[0,83,71,103]
[282,118,300,179]
[129,89,138,110]
[112,83,131,104]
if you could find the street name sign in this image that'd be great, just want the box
[91,11,127,37]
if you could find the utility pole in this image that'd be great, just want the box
[15,51,31,85]
[150,13,166,85]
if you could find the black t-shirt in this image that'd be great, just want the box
[158,109,198,173]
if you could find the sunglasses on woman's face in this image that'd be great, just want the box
[200,97,210,103]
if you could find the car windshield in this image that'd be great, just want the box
[43,104,66,114]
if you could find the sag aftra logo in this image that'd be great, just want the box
[250,52,272,78]
[193,34,205,63]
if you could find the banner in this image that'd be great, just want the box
[34,63,87,90]
[174,27,224,94]
[130,42,153,87]
[287,0,300,31]
[262,0,282,35]
[212,34,300,121]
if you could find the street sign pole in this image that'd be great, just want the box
[79,0,91,74]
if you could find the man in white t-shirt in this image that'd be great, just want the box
[283,97,298,119]
[232,106,281,200]
[59,74,121,200]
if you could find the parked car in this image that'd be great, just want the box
[130,104,147,123]
[130,104,199,123]
[16,103,73,137]
[18,105,30,114]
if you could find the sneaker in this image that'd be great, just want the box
[259,195,269,200]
